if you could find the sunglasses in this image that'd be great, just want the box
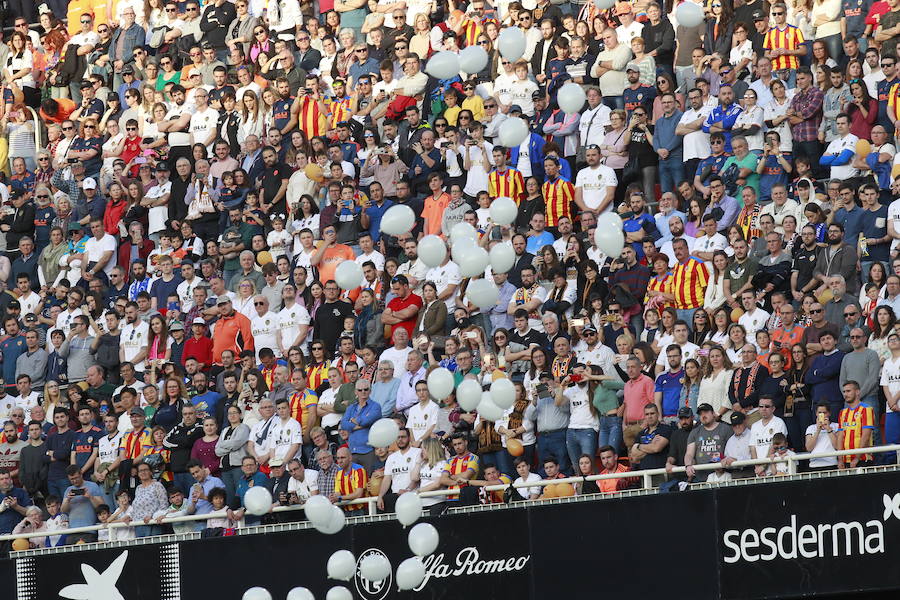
[478,40,489,45]
[38,157,49,161]
[81,19,92,24]
[98,27,109,33]
[395,44,408,49]
[254,301,266,306]
[84,125,96,129]
[772,10,784,15]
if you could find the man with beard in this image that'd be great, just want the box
[278,284,311,356]
[575,145,617,215]
[659,216,697,268]
[791,225,823,301]
[190,372,222,425]
[168,158,193,226]
[0,421,26,483]
[158,86,195,166]
[312,280,354,354]
[212,296,254,367]
[812,223,860,295]
[394,239,428,293]
[507,265,547,333]
[376,427,417,513]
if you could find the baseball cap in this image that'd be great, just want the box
[626,61,641,73]
[751,8,766,20]
[82,177,98,190]
[79,80,93,89]
[68,222,83,232]
[509,105,524,114]
[121,64,134,75]
[697,403,714,413]
[582,326,597,334]
[677,406,694,419]
[269,458,285,467]
[730,412,746,425]
[192,317,206,326]
[129,407,146,417]
[8,189,24,200]
[155,161,170,172]
[7,300,20,310]
[216,295,232,305]
[615,1,632,14]
[532,88,544,100]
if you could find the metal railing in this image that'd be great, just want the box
[3,443,898,546]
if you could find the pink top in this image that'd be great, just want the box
[623,375,655,424]
[191,438,221,476]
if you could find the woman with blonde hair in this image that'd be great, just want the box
[697,345,734,420]
[410,13,433,59]
[235,279,258,319]
[39,226,68,286]
[410,437,449,516]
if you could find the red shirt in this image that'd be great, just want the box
[385,292,423,339]
[182,335,214,370]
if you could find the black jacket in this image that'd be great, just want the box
[163,420,204,473]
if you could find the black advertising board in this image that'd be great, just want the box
[6,470,900,599]
[716,469,900,599]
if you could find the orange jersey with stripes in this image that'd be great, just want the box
[335,463,369,509]
[119,427,153,460]
[444,452,479,500]
[297,96,327,138]
[763,25,805,71]
[488,168,526,203]
[327,95,352,129]
[838,404,875,463]
[541,177,576,227]
[289,388,318,427]
[645,272,674,307]
[671,256,709,310]
[461,18,483,48]
[887,81,900,123]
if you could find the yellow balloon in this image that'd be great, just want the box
[507,439,524,457]
[855,138,872,156]
[304,162,324,182]
[817,289,833,305]
[257,250,273,265]
[542,484,557,498]
[892,164,900,179]
[730,307,744,322]
[555,483,575,497]
[11,538,29,551]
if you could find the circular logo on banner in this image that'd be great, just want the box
[354,548,392,600]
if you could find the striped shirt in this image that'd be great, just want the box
[461,18,482,48]
[671,256,709,310]
[335,462,368,510]
[297,96,326,138]
[307,361,331,392]
[645,272,674,307]
[838,404,875,463]
[488,168,526,203]
[289,388,319,428]
[737,202,762,241]
[327,95,352,130]
[119,427,153,460]
[542,176,576,227]
[763,25,805,71]
[444,452,479,500]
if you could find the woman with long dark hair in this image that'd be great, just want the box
[704,0,734,57]
[846,79,877,141]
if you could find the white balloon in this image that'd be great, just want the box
[450,222,477,244]
[304,494,333,526]
[459,45,489,73]
[489,242,515,274]
[427,367,455,400]
[360,553,392,582]
[451,238,477,264]
[594,213,625,258]
[368,418,400,448]
[457,379,483,411]
[498,117,529,148]
[395,490,423,526]
[478,395,504,421]
[593,0,615,8]
[455,245,490,278]
[334,260,363,290]
[676,0,705,27]
[557,83,586,114]
[380,204,415,235]
[243,588,273,600]
[490,377,515,410]
[489,197,517,225]
[408,522,440,556]
[426,51,461,80]
[287,588,316,600]
[417,235,447,267]
[327,550,356,581]
[325,587,352,600]
[315,505,346,534]
[466,278,499,309]
[396,557,427,591]
[243,486,273,516]
[498,27,526,60]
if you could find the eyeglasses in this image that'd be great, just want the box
[883,63,895,68]
[298,36,310,41]
[434,122,447,127]
[312,346,324,351]
[126,126,137,131]
[255,30,266,35]
[186,6,198,10]
[355,48,368,53]
[161,60,172,65]
[710,140,724,145]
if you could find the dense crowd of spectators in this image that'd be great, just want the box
[0,0,893,548]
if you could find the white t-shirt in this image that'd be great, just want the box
[355,250,385,274]
[515,137,533,177]
[189,107,221,153]
[407,400,439,441]
[749,416,788,460]
[514,472,542,499]
[145,180,172,235]
[268,418,302,460]
[461,141,494,197]
[98,431,123,465]
[426,262,463,311]
[287,469,319,502]
[7,50,35,88]
[83,234,118,276]
[881,354,900,414]
[656,341,699,366]
[888,197,900,254]
[250,311,280,360]
[14,392,40,422]
[176,277,203,312]
[738,309,771,339]
[165,102,195,147]
[380,346,412,381]
[120,320,151,371]
[804,422,839,468]
[575,165,617,213]
[18,291,41,316]
[278,303,311,351]
[417,459,447,506]
[316,388,342,428]
[383,448,416,492]
[55,308,84,336]
[823,133,859,179]
[564,384,598,430]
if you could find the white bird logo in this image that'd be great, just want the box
[58,550,128,600]
[883,493,900,521]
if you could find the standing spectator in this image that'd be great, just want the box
[837,380,875,467]
[685,403,733,482]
